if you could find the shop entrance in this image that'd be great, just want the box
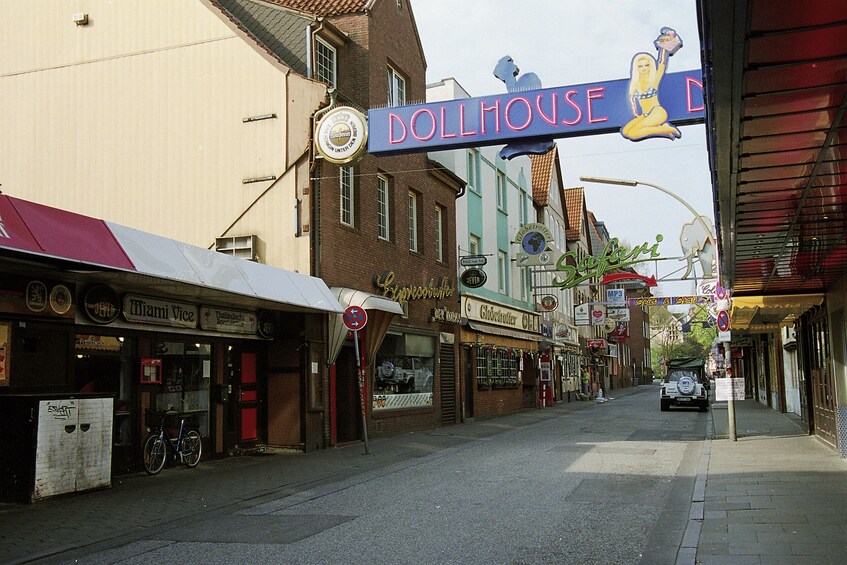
[237,352,259,445]
[74,334,134,471]
[803,308,836,447]
[335,346,361,444]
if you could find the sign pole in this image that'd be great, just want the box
[725,343,737,441]
[353,329,370,454]
[343,305,370,455]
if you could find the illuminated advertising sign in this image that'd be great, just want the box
[368,70,703,156]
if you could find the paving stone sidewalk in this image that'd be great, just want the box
[696,399,847,565]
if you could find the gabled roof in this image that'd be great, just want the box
[216,0,313,76]
[564,187,585,241]
[530,146,557,206]
[263,0,372,16]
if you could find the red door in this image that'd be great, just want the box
[239,352,259,444]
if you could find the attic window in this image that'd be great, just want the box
[315,37,337,88]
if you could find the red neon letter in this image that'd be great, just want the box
[440,106,457,139]
[459,104,477,137]
[686,76,704,112]
[536,92,557,126]
[480,99,501,134]
[561,90,583,126]
[410,109,437,141]
[504,97,532,131]
[389,113,407,144]
[586,87,608,123]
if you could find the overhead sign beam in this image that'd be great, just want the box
[368,70,704,156]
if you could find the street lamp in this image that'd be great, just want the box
[580,176,736,441]
[578,176,715,250]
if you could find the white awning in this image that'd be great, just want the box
[107,223,343,314]
[467,321,543,343]
[327,287,404,366]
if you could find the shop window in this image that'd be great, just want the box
[152,341,211,437]
[75,334,134,446]
[373,333,434,411]
[475,345,521,389]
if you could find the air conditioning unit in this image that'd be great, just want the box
[215,235,260,262]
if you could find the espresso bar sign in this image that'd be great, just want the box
[123,295,197,329]
[200,307,257,335]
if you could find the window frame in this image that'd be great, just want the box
[435,205,444,262]
[340,166,355,227]
[388,65,407,107]
[408,190,418,253]
[496,170,507,211]
[498,251,509,294]
[377,174,390,241]
[314,36,337,88]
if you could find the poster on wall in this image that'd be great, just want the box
[0,322,9,386]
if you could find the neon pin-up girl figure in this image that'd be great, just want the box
[621,27,683,141]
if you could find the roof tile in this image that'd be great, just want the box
[263,0,370,16]
[564,187,584,241]
[530,146,556,206]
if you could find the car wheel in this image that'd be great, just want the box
[678,376,696,395]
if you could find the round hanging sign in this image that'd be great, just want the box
[315,106,369,165]
[461,268,487,289]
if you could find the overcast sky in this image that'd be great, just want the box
[412,0,713,300]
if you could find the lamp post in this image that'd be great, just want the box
[580,176,736,441]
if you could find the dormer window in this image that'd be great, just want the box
[315,37,336,88]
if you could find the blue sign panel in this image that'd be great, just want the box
[368,70,703,157]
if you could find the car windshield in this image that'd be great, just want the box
[667,369,699,382]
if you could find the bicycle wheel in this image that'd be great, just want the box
[180,430,202,468]
[143,433,167,475]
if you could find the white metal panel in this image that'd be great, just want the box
[34,399,80,500]
[77,398,113,492]
[107,223,203,285]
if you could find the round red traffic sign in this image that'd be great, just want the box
[716,309,730,332]
[343,305,368,331]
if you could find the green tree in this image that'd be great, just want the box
[649,305,713,376]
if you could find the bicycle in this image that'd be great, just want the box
[143,409,202,475]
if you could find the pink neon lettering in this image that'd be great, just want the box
[410,109,437,141]
[389,113,407,144]
[561,90,583,126]
[480,100,500,134]
[536,93,557,126]
[459,104,476,136]
[586,87,608,123]
[504,97,532,131]
[686,76,704,112]
[440,106,457,139]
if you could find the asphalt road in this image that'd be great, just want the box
[4,387,708,565]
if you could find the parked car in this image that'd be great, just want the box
[660,357,709,412]
[377,357,433,393]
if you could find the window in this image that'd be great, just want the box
[388,66,406,107]
[315,37,337,87]
[496,171,507,210]
[520,267,530,302]
[498,251,509,293]
[435,205,445,262]
[469,234,481,256]
[340,166,354,227]
[476,347,520,389]
[408,191,418,252]
[377,175,390,240]
[520,191,529,224]
[467,149,479,192]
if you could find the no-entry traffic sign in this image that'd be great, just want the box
[716,309,730,332]
[343,306,368,331]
